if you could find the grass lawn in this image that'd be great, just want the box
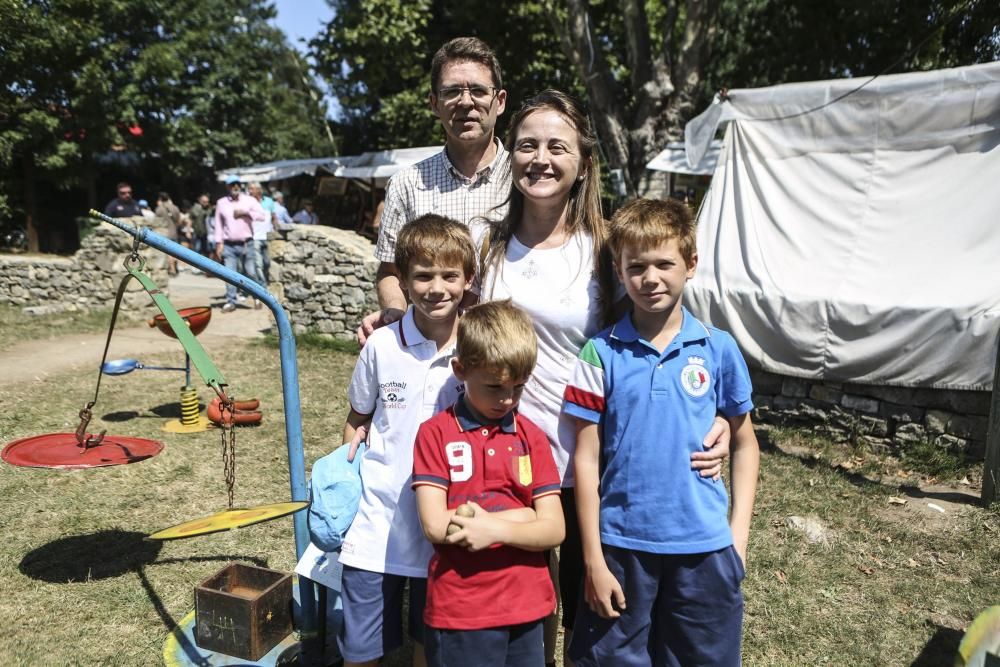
[0,310,997,665]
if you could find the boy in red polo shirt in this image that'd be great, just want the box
[413,300,565,667]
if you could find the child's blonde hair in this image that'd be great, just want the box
[608,198,697,265]
[457,300,537,380]
[395,214,476,279]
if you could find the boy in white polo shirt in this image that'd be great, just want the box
[338,214,476,667]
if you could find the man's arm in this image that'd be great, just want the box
[691,416,731,478]
[357,262,408,345]
[444,496,563,552]
[213,204,225,258]
[575,420,626,619]
[727,412,760,566]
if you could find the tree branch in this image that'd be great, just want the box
[543,0,631,178]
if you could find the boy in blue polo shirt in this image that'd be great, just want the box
[564,198,760,666]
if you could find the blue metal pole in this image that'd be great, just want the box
[89,213,319,658]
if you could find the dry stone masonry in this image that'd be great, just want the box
[0,217,171,315]
[750,368,990,460]
[267,225,379,339]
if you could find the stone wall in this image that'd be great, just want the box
[0,217,171,315]
[267,225,380,338]
[751,368,990,459]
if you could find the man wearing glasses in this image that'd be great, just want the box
[103,182,142,218]
[360,36,510,341]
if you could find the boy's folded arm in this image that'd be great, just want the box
[491,507,537,523]
[414,485,454,544]
[727,411,761,565]
[448,496,563,552]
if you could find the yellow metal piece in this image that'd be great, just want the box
[161,385,213,433]
[148,502,310,541]
[162,415,213,433]
[180,385,200,425]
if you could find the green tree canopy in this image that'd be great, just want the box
[0,0,334,250]
[312,0,999,193]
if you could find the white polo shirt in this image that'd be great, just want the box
[339,306,463,577]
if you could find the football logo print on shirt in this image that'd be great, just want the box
[680,358,711,398]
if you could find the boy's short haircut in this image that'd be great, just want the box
[608,197,697,265]
[394,214,476,279]
[430,37,503,91]
[457,300,536,381]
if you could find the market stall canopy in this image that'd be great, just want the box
[683,62,1000,390]
[216,147,442,186]
[334,146,442,186]
[216,157,354,183]
[646,141,722,175]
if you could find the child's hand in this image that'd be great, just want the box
[346,425,367,462]
[445,502,502,551]
[584,563,626,619]
[733,535,748,568]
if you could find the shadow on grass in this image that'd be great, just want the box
[19,530,162,582]
[909,623,963,666]
[896,485,982,507]
[19,530,271,661]
[18,529,267,583]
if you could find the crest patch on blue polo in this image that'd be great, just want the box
[680,356,711,397]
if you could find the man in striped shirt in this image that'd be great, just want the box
[360,37,511,344]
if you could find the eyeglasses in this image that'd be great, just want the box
[436,85,499,105]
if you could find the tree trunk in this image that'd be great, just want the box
[23,153,40,253]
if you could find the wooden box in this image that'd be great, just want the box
[195,562,293,661]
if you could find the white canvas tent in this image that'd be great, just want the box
[683,62,1000,391]
[646,140,723,175]
[216,157,350,183]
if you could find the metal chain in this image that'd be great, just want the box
[219,396,237,509]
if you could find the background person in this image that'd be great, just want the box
[292,199,318,225]
[213,176,264,312]
[103,182,142,218]
[155,192,182,276]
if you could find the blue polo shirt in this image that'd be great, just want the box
[563,306,753,554]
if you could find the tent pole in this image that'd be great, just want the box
[984,333,1000,506]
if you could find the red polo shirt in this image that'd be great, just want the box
[412,399,561,630]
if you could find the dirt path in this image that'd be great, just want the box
[0,272,275,387]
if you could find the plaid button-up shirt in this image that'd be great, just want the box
[374,140,511,263]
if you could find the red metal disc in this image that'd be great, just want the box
[149,305,212,338]
[2,432,164,469]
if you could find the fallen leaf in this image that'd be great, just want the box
[888,496,908,506]
[927,503,946,514]
[897,470,910,478]
[959,477,971,486]
[858,565,874,575]
[775,569,787,584]
[809,478,816,487]
[907,558,919,568]
[931,553,947,566]
[840,460,855,470]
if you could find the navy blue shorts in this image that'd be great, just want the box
[425,620,543,667]
[337,565,427,663]
[569,545,745,667]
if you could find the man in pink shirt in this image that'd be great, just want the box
[214,176,266,312]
